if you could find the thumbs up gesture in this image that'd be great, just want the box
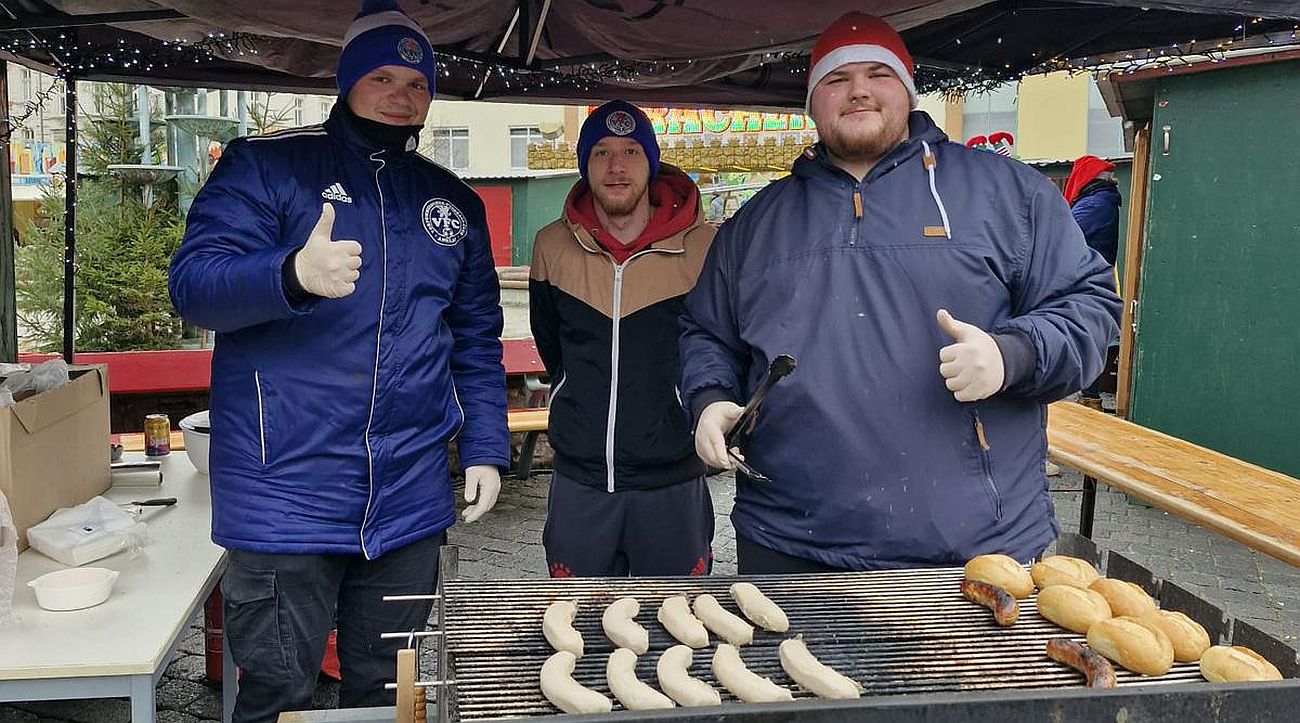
[937,309,1004,402]
[292,203,363,298]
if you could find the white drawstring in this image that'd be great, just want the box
[921,140,952,240]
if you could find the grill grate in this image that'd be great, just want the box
[438,568,1207,720]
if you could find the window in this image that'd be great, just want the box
[21,69,31,100]
[1086,81,1126,158]
[509,126,543,169]
[961,82,1018,144]
[294,97,304,126]
[319,99,332,121]
[427,128,470,170]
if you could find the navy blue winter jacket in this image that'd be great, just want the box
[1070,179,1122,265]
[680,112,1121,570]
[170,108,510,558]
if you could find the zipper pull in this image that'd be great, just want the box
[852,190,863,220]
[974,412,991,451]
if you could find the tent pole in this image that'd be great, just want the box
[61,75,76,363]
[0,59,15,363]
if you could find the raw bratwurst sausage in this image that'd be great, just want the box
[778,636,862,699]
[540,650,612,714]
[606,648,675,710]
[543,600,584,656]
[693,594,754,646]
[730,582,790,632]
[602,596,649,655]
[656,645,722,707]
[658,595,709,648]
[712,643,794,703]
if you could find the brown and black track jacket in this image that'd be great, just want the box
[529,166,716,492]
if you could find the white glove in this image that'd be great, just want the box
[694,400,744,469]
[461,465,501,523]
[292,203,362,298]
[937,309,1005,402]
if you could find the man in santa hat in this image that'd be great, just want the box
[170,1,508,719]
[681,13,1121,573]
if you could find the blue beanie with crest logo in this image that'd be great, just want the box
[337,0,437,101]
[577,101,660,180]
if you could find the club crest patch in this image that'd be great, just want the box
[422,198,467,246]
[397,37,424,64]
[605,110,636,136]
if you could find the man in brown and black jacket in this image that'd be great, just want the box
[529,100,716,577]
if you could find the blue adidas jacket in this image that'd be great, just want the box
[680,112,1121,570]
[170,108,510,558]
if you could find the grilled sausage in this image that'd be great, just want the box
[656,645,722,707]
[712,643,794,703]
[658,595,709,648]
[606,648,675,710]
[960,579,1020,627]
[729,582,790,632]
[964,553,1035,599]
[602,596,649,655]
[540,650,612,714]
[778,636,862,699]
[1046,638,1118,688]
[542,600,584,656]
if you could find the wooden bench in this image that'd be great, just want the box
[1046,401,1300,567]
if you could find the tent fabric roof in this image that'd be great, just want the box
[3,1,1299,107]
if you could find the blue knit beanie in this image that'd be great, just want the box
[337,0,437,101]
[577,101,660,180]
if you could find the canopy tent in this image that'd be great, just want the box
[1,1,1298,107]
[1,0,1299,362]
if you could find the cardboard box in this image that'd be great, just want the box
[0,365,111,551]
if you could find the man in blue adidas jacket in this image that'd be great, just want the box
[682,13,1121,574]
[169,2,508,719]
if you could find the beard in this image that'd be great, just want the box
[820,109,908,163]
[591,178,648,216]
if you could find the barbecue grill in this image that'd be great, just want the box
[323,536,1300,722]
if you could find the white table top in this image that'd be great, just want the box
[1,454,225,680]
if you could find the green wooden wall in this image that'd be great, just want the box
[1129,59,1300,477]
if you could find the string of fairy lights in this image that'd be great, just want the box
[0,14,1295,124]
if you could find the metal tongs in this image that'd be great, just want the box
[724,354,796,482]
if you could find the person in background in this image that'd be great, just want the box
[529,101,718,578]
[680,12,1121,574]
[169,1,508,719]
[1065,154,1123,412]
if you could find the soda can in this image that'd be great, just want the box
[145,413,171,457]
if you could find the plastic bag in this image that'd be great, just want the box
[0,387,12,410]
[0,359,71,402]
[0,490,17,625]
[26,496,147,567]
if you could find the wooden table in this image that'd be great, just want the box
[0,455,232,722]
[1047,401,1300,567]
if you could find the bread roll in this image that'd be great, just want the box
[1142,610,1211,663]
[1089,578,1158,618]
[964,554,1034,599]
[1036,584,1112,634]
[1086,615,1175,676]
[1199,645,1283,682]
[1031,556,1100,589]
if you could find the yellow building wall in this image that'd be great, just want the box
[1016,73,1090,160]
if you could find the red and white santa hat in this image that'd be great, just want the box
[807,12,918,110]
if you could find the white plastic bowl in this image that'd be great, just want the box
[28,567,120,611]
[179,410,210,474]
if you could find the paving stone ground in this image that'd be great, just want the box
[6,464,1298,721]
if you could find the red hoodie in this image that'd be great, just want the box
[564,169,701,264]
